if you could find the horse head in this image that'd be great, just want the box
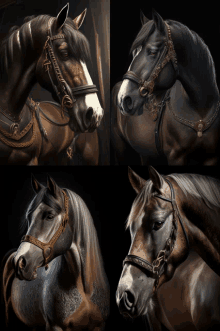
[116,166,189,318]
[13,174,72,281]
[118,10,178,116]
[35,4,103,133]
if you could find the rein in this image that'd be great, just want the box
[0,17,98,155]
[21,190,69,270]
[123,178,189,290]
[123,22,178,97]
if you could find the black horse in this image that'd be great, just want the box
[111,10,220,165]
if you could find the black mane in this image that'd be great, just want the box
[0,14,91,77]
[130,19,216,81]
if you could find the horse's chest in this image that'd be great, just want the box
[45,282,83,323]
[11,277,45,326]
[123,114,158,156]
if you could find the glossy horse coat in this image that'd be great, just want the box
[0,4,103,164]
[116,167,220,329]
[2,176,109,330]
[111,10,220,165]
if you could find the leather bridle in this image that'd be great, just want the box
[43,17,98,115]
[123,178,189,290]
[123,22,178,97]
[21,190,69,270]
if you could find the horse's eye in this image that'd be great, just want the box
[46,214,54,220]
[59,49,69,58]
[153,221,164,230]
[148,49,157,56]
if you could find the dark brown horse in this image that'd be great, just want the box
[0,4,103,165]
[111,10,220,165]
[2,175,109,330]
[116,167,220,330]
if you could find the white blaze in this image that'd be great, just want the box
[116,264,135,303]
[118,46,142,106]
[13,242,33,266]
[80,61,103,117]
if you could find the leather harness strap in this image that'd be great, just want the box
[21,190,69,270]
[122,22,178,160]
[123,178,189,290]
[155,89,171,159]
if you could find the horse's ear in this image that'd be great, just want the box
[140,10,150,25]
[73,8,87,30]
[31,174,44,194]
[148,166,167,193]
[56,3,69,30]
[128,167,146,194]
[47,175,59,198]
[152,9,166,35]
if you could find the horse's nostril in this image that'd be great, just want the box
[18,256,26,270]
[86,107,94,122]
[125,290,135,307]
[124,96,133,110]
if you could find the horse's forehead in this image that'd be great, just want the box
[31,202,48,219]
[145,29,166,45]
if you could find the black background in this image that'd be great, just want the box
[1,0,220,329]
[110,0,220,90]
[1,166,220,330]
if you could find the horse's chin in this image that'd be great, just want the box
[69,118,82,133]
[16,268,38,281]
[121,304,147,319]
[120,104,144,117]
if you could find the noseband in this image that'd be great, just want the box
[123,22,178,97]
[123,178,189,290]
[21,190,69,270]
[43,18,98,112]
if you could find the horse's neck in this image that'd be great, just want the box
[63,242,85,292]
[0,62,36,118]
[185,199,220,276]
[169,80,219,119]
[176,46,219,115]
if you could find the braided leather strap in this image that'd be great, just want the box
[43,17,99,110]
[21,190,69,269]
[123,22,178,98]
